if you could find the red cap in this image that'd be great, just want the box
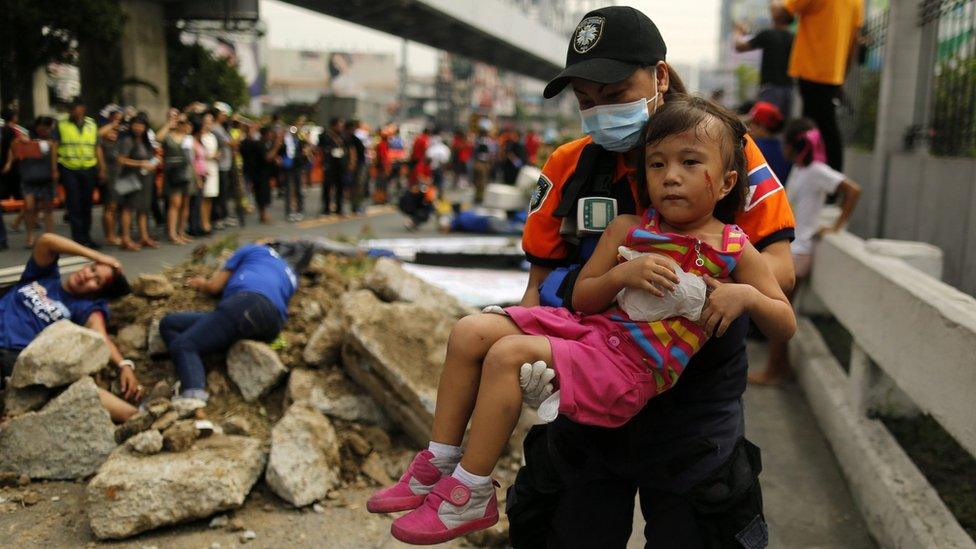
[749,101,783,131]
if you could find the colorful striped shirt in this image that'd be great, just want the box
[607,209,747,396]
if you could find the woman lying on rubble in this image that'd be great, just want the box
[160,242,298,403]
[367,96,797,544]
[0,233,143,422]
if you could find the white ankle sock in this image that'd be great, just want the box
[428,441,462,474]
[451,464,491,487]
[428,441,463,460]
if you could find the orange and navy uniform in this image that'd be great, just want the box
[523,135,795,268]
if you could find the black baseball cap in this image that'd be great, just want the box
[544,6,667,99]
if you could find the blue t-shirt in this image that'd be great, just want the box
[0,256,109,350]
[222,245,297,321]
[755,136,792,185]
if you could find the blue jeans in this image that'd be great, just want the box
[159,292,283,398]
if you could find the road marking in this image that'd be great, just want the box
[295,205,397,229]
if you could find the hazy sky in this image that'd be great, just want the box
[260,0,720,80]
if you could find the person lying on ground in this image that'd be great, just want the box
[0,233,143,422]
[160,242,298,402]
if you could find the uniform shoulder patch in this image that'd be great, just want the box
[529,174,553,214]
[744,163,783,211]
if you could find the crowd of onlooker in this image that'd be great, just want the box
[0,96,548,251]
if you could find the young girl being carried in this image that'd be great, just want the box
[368,95,797,545]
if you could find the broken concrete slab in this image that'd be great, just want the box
[302,315,344,367]
[265,403,341,507]
[362,257,474,319]
[9,321,110,388]
[0,377,116,479]
[286,368,387,426]
[227,340,288,402]
[86,435,266,539]
[339,290,453,446]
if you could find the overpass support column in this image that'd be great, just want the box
[119,0,170,123]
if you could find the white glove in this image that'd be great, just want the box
[519,360,555,407]
[482,305,507,315]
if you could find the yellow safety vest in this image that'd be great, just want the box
[58,117,98,170]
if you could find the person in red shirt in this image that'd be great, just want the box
[450,130,471,187]
[524,129,541,166]
[374,129,393,203]
[409,128,431,185]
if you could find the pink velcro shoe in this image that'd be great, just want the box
[366,450,443,514]
[390,475,499,545]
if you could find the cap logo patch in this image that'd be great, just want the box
[573,16,605,54]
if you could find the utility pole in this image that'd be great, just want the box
[398,38,408,122]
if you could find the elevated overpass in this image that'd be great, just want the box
[283,0,566,82]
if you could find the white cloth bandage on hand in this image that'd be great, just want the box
[519,360,555,408]
[616,246,708,322]
[481,305,507,315]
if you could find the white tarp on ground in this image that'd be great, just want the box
[361,237,523,262]
[400,264,528,308]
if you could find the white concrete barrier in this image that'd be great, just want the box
[792,231,976,548]
[811,232,976,455]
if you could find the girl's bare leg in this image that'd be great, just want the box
[460,335,552,476]
[103,203,119,245]
[98,388,138,423]
[41,199,53,234]
[23,195,36,246]
[201,198,212,232]
[429,313,523,447]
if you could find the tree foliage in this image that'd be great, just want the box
[166,31,248,111]
[0,0,125,112]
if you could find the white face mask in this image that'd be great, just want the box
[580,91,660,152]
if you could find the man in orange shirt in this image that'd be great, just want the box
[506,6,795,547]
[774,0,863,170]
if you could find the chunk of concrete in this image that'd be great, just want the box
[162,420,199,452]
[0,377,116,479]
[227,340,288,402]
[9,321,110,388]
[286,368,386,426]
[362,257,474,318]
[86,435,266,539]
[265,403,341,507]
[147,318,167,356]
[125,429,163,455]
[133,274,175,298]
[116,323,148,353]
[2,385,52,416]
[301,315,344,367]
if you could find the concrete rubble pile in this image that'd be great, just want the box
[0,244,515,546]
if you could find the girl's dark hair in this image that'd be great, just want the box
[126,114,152,148]
[637,94,749,224]
[783,117,817,166]
[93,267,132,300]
[32,116,55,135]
